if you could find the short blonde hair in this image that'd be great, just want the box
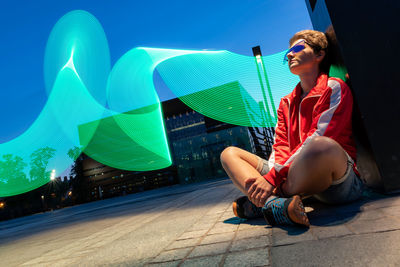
[289,30,328,50]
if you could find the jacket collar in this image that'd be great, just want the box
[289,73,328,101]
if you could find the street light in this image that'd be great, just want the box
[251,45,277,159]
[252,45,277,120]
[50,169,56,181]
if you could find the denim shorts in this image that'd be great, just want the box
[256,153,365,205]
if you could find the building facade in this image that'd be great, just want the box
[82,97,253,200]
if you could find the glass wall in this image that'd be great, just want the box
[166,109,252,184]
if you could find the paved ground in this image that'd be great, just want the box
[1,178,400,266]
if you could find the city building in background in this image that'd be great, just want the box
[165,98,253,184]
[82,156,178,201]
[83,97,254,201]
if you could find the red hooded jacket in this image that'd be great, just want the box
[263,73,357,187]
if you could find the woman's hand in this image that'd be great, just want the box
[245,176,274,207]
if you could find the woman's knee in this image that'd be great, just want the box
[305,136,342,159]
[220,146,240,164]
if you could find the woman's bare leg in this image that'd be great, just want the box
[220,146,261,195]
[283,136,348,196]
[221,146,310,226]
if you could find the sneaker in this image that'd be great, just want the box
[262,195,310,227]
[232,196,263,219]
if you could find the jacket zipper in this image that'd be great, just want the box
[298,95,321,142]
[283,97,291,149]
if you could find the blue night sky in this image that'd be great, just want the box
[0,0,312,143]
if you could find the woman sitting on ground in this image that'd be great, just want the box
[220,30,364,226]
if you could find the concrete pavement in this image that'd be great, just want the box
[0,178,400,266]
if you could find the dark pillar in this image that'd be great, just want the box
[305,0,400,192]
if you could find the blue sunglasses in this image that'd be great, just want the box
[283,40,308,64]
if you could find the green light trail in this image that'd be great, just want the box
[0,10,300,196]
